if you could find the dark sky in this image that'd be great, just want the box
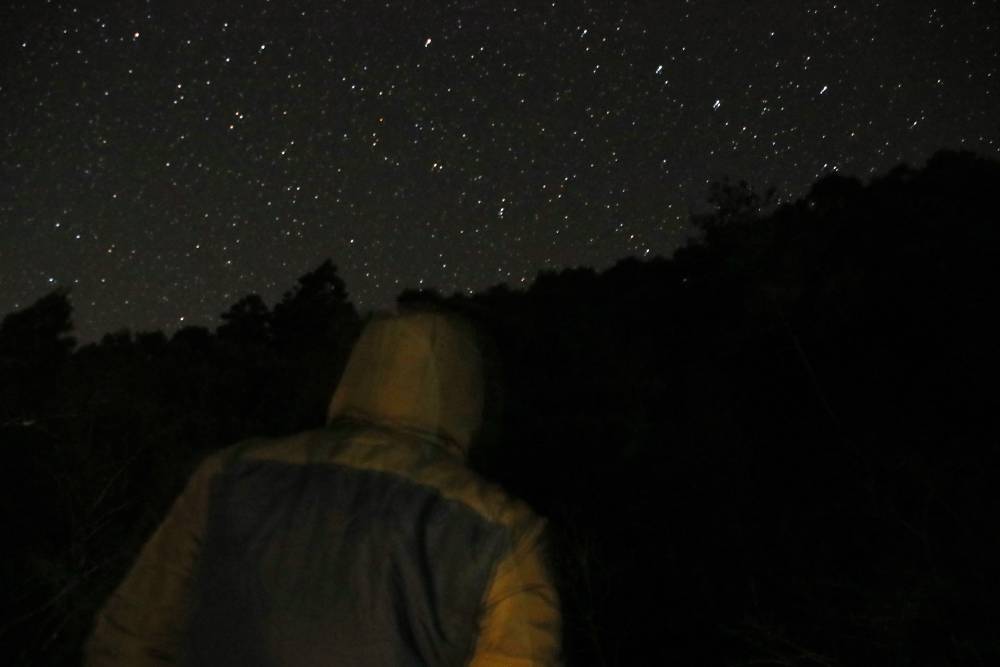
[2,1,997,341]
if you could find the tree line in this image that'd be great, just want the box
[2,149,998,665]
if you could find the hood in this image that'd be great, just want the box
[327,310,485,456]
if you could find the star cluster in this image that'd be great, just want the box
[2,1,997,340]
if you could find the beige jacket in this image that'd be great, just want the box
[86,311,562,666]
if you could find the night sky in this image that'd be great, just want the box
[2,1,997,341]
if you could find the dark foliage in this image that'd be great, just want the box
[2,151,998,665]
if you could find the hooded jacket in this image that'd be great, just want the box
[86,311,562,666]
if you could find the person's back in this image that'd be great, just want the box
[86,310,562,666]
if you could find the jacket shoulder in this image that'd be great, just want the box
[216,427,544,543]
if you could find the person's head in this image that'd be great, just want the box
[327,302,502,458]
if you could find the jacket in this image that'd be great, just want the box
[85,311,562,666]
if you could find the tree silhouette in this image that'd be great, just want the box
[0,289,76,421]
[268,260,361,430]
[217,294,270,347]
[0,289,76,365]
[693,177,776,232]
[270,260,356,349]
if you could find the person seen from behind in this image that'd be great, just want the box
[86,307,563,666]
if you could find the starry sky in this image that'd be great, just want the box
[2,1,997,341]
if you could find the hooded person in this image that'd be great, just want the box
[85,308,563,666]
